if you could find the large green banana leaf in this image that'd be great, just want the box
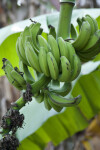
[1,9,100,150]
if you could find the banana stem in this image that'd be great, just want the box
[57,0,75,39]
[1,97,25,136]
[1,76,51,136]
[11,97,25,110]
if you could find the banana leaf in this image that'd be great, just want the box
[0,9,100,150]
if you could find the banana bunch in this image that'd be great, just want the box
[34,89,81,112]
[71,15,100,62]
[2,21,83,112]
[16,22,81,82]
[2,57,81,112]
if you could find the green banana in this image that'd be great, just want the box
[66,42,75,76]
[35,92,44,103]
[58,56,71,82]
[83,15,98,34]
[70,54,81,81]
[48,25,56,39]
[30,22,41,50]
[25,35,36,52]
[14,67,23,75]
[18,33,28,62]
[38,35,50,52]
[78,42,100,62]
[82,15,97,35]
[37,27,43,36]
[47,92,82,107]
[72,21,91,51]
[77,17,82,32]
[44,94,52,110]
[31,74,51,94]
[10,69,26,89]
[22,24,39,54]
[80,30,100,52]
[47,96,63,112]
[2,58,13,68]
[19,61,35,84]
[70,24,77,39]
[25,42,42,73]
[22,26,30,49]
[39,47,50,77]
[48,82,72,96]
[94,18,98,31]
[58,37,69,59]
[3,64,23,90]
[48,35,60,65]
[16,38,29,66]
[47,52,59,80]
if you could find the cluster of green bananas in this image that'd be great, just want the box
[70,14,100,62]
[2,58,26,90]
[2,20,83,112]
[34,89,81,112]
[2,58,81,112]
[16,22,81,82]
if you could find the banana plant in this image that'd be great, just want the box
[1,0,100,149]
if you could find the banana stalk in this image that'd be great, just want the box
[57,0,75,39]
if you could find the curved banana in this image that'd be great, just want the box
[48,25,56,39]
[93,18,98,31]
[47,96,63,112]
[19,61,35,84]
[30,22,41,50]
[70,24,77,39]
[31,74,51,94]
[80,30,100,52]
[47,92,82,107]
[84,15,98,34]
[22,26,30,49]
[72,21,91,51]
[35,92,44,103]
[16,38,29,66]
[70,54,81,81]
[48,82,72,96]
[3,63,23,90]
[48,35,60,65]
[82,15,97,35]
[47,52,59,80]
[10,69,26,89]
[58,37,69,59]
[39,47,50,77]
[25,35,35,52]
[2,58,13,68]
[77,17,82,32]
[66,42,75,76]
[44,94,52,110]
[78,42,100,62]
[58,56,71,82]
[25,42,42,73]
[37,27,43,36]
[38,35,49,52]
[18,34,30,65]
